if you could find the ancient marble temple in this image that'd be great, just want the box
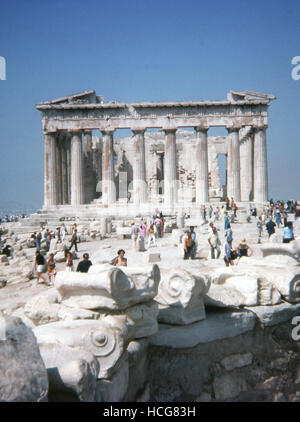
[36,90,275,216]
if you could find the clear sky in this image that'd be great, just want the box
[0,0,300,212]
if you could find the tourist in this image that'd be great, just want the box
[72,223,77,234]
[208,226,221,259]
[275,208,281,228]
[236,239,253,262]
[66,252,74,272]
[215,206,220,221]
[223,239,235,267]
[266,218,276,238]
[47,253,56,285]
[2,242,12,257]
[283,221,294,243]
[76,253,93,273]
[224,212,229,230]
[159,213,165,237]
[60,224,66,242]
[208,205,213,219]
[113,249,127,267]
[225,223,233,243]
[130,221,140,249]
[36,231,42,250]
[69,229,78,252]
[183,232,194,260]
[34,250,47,285]
[294,210,300,239]
[154,216,162,238]
[54,227,61,243]
[147,224,157,248]
[190,226,197,259]
[141,221,147,238]
[257,217,263,244]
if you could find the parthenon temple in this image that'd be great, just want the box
[36,89,276,217]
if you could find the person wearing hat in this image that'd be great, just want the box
[236,239,253,264]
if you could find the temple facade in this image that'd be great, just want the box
[36,90,275,216]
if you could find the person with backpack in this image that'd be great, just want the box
[147,224,157,248]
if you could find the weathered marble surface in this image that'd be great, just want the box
[155,268,210,324]
[55,264,160,311]
[149,310,256,348]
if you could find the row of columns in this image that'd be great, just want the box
[44,124,268,209]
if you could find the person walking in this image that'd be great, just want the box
[223,239,235,267]
[224,212,229,230]
[147,224,157,248]
[130,222,140,250]
[141,221,147,239]
[34,250,47,285]
[266,218,276,238]
[208,226,221,259]
[69,229,78,252]
[47,253,56,285]
[257,217,263,244]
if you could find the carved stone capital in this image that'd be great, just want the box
[252,123,268,131]
[194,125,209,133]
[132,128,146,136]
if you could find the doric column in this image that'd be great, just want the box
[163,128,177,207]
[132,128,147,205]
[61,135,69,205]
[253,124,268,203]
[240,128,254,201]
[44,132,57,207]
[226,126,241,202]
[83,130,95,204]
[101,129,116,205]
[70,130,84,206]
[55,134,63,205]
[195,125,209,204]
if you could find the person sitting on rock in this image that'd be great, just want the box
[76,253,93,273]
[183,232,194,260]
[113,249,127,267]
[65,251,74,272]
[2,243,12,257]
[236,239,253,264]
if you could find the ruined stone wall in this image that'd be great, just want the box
[148,319,300,402]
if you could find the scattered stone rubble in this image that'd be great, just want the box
[1,214,300,402]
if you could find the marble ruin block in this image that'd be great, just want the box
[206,266,282,307]
[39,343,99,402]
[154,268,210,325]
[33,318,128,379]
[55,264,160,311]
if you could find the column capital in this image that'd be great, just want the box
[132,128,146,135]
[194,125,209,133]
[43,130,57,136]
[83,129,93,135]
[69,129,83,135]
[253,123,268,131]
[163,127,177,134]
[226,124,241,133]
[100,128,115,136]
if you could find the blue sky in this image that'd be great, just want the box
[0,0,300,211]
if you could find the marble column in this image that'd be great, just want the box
[240,128,254,202]
[61,135,69,205]
[101,130,116,205]
[132,129,147,205]
[70,130,84,206]
[55,134,63,205]
[163,128,177,207]
[44,132,58,207]
[253,124,268,203]
[66,135,71,204]
[195,126,209,204]
[226,126,241,202]
[83,130,95,204]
